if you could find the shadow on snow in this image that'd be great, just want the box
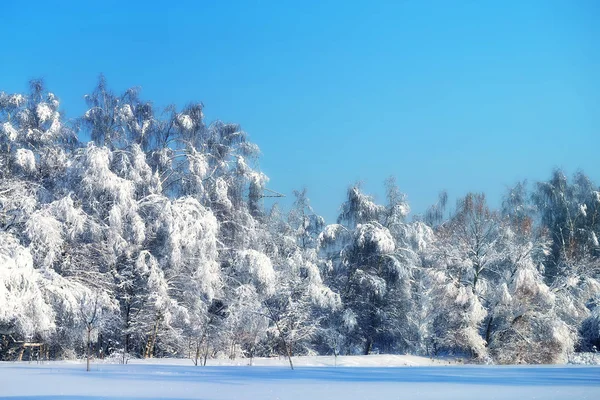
[5,364,599,387]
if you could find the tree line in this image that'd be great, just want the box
[0,79,598,365]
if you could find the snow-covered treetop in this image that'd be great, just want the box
[354,223,395,254]
[236,249,275,295]
[338,186,385,229]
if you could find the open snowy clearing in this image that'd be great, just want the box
[127,354,461,367]
[1,356,599,400]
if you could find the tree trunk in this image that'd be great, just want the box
[230,340,236,360]
[122,332,129,364]
[97,332,103,359]
[123,304,130,364]
[86,326,91,372]
[144,321,159,359]
[485,316,494,345]
[193,341,200,366]
[283,338,294,370]
[202,339,209,366]
[271,317,294,370]
[249,347,254,366]
[144,336,152,359]
[364,338,373,355]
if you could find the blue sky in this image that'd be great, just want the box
[1,1,598,222]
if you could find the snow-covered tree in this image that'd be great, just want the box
[426,193,500,359]
[320,186,409,355]
[0,232,54,343]
[2,78,597,366]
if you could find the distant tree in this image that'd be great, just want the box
[485,210,574,364]
[320,186,408,355]
[426,193,500,359]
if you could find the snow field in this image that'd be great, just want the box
[1,356,599,400]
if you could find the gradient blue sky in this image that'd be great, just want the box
[1,1,598,222]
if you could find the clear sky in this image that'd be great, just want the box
[1,0,598,222]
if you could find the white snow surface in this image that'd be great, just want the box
[0,355,598,400]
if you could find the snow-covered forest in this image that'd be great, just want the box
[1,79,599,365]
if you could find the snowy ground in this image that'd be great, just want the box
[127,354,460,367]
[1,356,599,400]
